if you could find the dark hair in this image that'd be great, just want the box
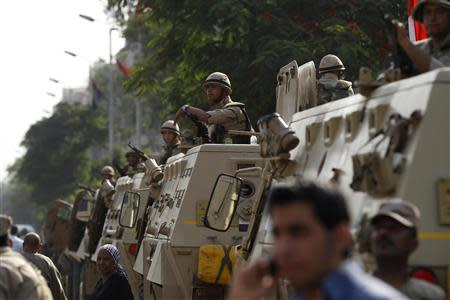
[11,225,18,235]
[0,234,8,247]
[268,182,350,230]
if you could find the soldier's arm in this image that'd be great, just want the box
[207,107,240,125]
[175,105,210,123]
[395,21,432,73]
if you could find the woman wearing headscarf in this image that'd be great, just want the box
[90,244,134,300]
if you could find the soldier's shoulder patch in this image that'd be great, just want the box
[224,101,245,109]
[337,80,352,89]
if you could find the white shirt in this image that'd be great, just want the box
[10,235,23,251]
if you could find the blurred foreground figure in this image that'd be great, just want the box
[22,232,67,300]
[371,200,445,300]
[0,214,53,300]
[227,183,407,300]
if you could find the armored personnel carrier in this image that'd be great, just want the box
[112,144,262,299]
[204,64,450,298]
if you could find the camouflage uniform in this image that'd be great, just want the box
[415,33,450,70]
[159,141,182,165]
[317,75,354,105]
[125,162,146,177]
[207,96,252,144]
[412,0,450,70]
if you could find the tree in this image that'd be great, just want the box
[15,102,107,205]
[107,0,407,126]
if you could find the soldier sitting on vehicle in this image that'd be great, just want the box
[370,200,445,300]
[175,72,253,144]
[394,0,450,73]
[0,215,53,300]
[317,54,354,105]
[159,120,182,165]
[21,232,68,300]
[124,151,146,177]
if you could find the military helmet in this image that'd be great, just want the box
[101,165,115,176]
[412,0,450,23]
[318,54,346,74]
[160,120,180,136]
[202,72,232,94]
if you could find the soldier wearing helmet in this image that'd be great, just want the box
[159,120,182,165]
[124,151,146,177]
[317,54,354,105]
[394,0,450,73]
[175,72,253,144]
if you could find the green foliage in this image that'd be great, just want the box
[16,102,107,205]
[108,0,406,125]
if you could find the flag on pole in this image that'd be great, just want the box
[408,0,427,42]
[117,59,132,77]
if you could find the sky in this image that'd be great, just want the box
[0,0,125,182]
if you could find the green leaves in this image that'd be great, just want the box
[16,102,107,205]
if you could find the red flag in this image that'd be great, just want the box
[408,0,427,42]
[117,60,132,77]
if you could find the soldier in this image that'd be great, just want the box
[317,54,354,105]
[159,120,182,165]
[394,0,450,73]
[87,166,116,254]
[371,200,445,300]
[21,232,68,300]
[0,214,53,300]
[175,72,253,144]
[124,151,146,177]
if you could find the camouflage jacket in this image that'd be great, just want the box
[125,162,146,177]
[159,141,182,165]
[416,32,450,70]
[317,76,354,105]
[207,96,251,144]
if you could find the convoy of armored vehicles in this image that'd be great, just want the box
[43,62,450,300]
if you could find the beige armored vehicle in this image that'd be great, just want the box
[204,64,450,297]
[114,144,263,299]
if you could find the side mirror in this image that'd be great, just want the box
[204,174,242,232]
[119,192,141,228]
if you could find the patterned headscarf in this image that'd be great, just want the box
[98,244,127,278]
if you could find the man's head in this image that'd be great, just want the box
[0,215,12,246]
[268,182,351,290]
[370,200,420,261]
[11,225,18,236]
[101,165,115,180]
[202,72,232,104]
[23,232,41,253]
[125,151,140,166]
[318,54,346,79]
[413,0,450,38]
[160,120,180,145]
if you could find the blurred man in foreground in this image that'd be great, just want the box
[0,215,52,300]
[228,183,407,300]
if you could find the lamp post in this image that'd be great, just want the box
[79,14,117,161]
